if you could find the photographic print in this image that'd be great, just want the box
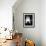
[23,13,35,28]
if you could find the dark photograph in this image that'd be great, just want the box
[25,15,33,25]
[23,13,35,28]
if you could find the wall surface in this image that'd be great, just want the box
[13,0,41,46]
[41,0,46,46]
[0,0,16,30]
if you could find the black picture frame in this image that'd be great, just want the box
[23,13,35,28]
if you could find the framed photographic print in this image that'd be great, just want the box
[23,13,35,28]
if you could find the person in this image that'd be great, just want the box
[15,34,22,46]
[25,40,35,46]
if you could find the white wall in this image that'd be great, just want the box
[0,0,16,30]
[41,0,46,46]
[13,0,46,46]
[13,0,41,46]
